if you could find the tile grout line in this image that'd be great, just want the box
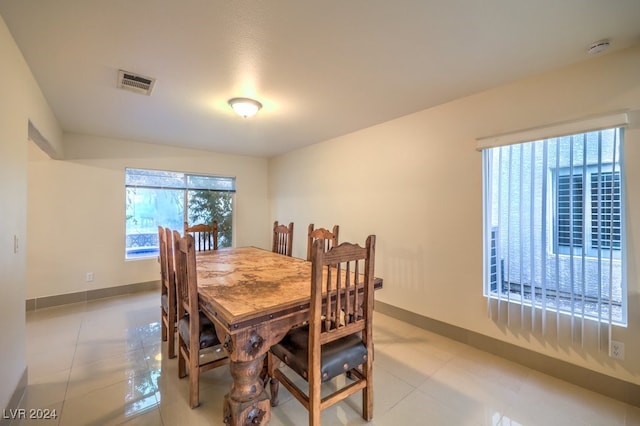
[57,302,88,424]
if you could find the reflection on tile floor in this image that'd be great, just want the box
[14,290,640,425]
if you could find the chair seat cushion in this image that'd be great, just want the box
[270,326,367,382]
[178,312,221,349]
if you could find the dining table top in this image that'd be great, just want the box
[195,246,382,333]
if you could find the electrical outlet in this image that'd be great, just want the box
[609,340,625,360]
[85,272,94,282]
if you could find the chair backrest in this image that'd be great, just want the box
[272,221,294,257]
[158,226,169,295]
[173,231,199,323]
[159,226,178,357]
[184,221,218,251]
[307,223,339,261]
[164,227,176,293]
[159,226,177,292]
[310,235,376,347]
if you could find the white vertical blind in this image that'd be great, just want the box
[481,123,626,347]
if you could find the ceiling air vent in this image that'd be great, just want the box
[117,70,156,95]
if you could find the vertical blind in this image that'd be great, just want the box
[479,114,627,348]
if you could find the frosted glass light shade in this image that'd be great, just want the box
[228,97,262,118]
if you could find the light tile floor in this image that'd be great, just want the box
[13,290,640,425]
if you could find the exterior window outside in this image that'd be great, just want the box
[482,127,626,325]
[556,168,621,256]
[125,168,235,259]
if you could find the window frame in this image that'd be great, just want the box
[481,125,627,327]
[124,168,236,260]
[553,163,621,259]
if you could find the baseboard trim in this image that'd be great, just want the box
[375,300,640,408]
[25,281,160,311]
[1,367,27,426]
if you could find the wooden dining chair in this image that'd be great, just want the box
[184,221,218,251]
[158,226,177,358]
[268,235,376,425]
[173,230,229,408]
[306,223,339,261]
[272,221,294,257]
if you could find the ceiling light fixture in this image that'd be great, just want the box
[587,39,610,55]
[228,97,262,118]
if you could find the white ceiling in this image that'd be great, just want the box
[2,1,640,158]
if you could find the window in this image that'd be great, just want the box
[591,171,621,250]
[482,126,626,326]
[125,168,235,259]
[555,166,621,256]
[556,173,584,249]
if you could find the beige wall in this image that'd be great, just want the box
[27,134,269,299]
[0,16,62,410]
[268,45,640,385]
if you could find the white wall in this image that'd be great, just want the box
[269,45,640,384]
[0,16,62,410]
[27,134,269,299]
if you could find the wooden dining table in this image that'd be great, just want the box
[195,246,382,425]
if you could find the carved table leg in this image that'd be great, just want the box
[267,354,281,407]
[223,354,271,425]
[269,377,280,407]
